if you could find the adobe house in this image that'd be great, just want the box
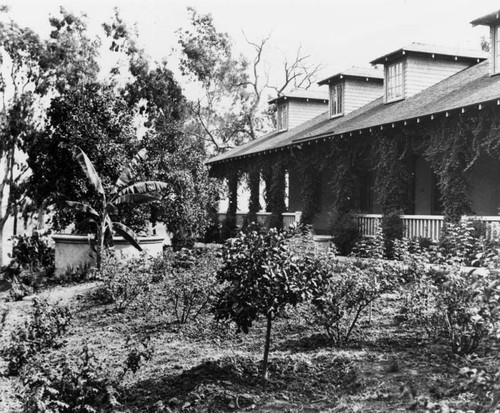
[208,10,500,241]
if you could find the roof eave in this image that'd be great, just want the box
[471,10,500,27]
[318,74,383,86]
[371,49,486,65]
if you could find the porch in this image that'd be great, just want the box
[218,212,500,241]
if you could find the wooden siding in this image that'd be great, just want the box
[287,100,328,129]
[404,56,470,98]
[343,79,383,114]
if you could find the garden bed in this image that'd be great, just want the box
[0,277,494,412]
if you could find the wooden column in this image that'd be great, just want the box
[269,163,286,230]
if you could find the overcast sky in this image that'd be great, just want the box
[5,0,500,93]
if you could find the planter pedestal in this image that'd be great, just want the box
[52,234,164,275]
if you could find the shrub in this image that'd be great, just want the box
[4,298,72,376]
[381,211,405,259]
[350,229,385,260]
[93,252,153,312]
[158,248,221,324]
[401,267,493,355]
[11,231,55,273]
[311,259,395,345]
[21,343,120,412]
[122,335,155,377]
[331,212,361,256]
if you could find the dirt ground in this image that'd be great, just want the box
[0,281,490,412]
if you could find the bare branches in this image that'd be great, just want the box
[270,44,324,96]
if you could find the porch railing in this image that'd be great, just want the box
[217,212,300,229]
[217,212,500,241]
[357,214,500,241]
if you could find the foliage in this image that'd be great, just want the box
[10,232,54,273]
[4,298,72,376]
[156,248,221,324]
[26,84,141,231]
[331,212,362,256]
[381,211,405,259]
[93,253,154,312]
[21,343,120,413]
[268,161,287,230]
[213,225,317,380]
[67,146,168,269]
[311,259,395,345]
[122,335,155,377]
[401,267,493,355]
[351,229,385,260]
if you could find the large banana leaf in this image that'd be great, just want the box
[112,148,147,194]
[66,201,100,220]
[112,193,158,205]
[116,181,169,197]
[113,222,142,251]
[73,146,104,195]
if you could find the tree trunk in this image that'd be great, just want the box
[262,312,273,383]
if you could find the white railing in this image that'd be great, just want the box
[357,214,500,241]
[217,212,500,241]
[218,211,300,228]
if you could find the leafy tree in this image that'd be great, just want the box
[0,7,100,265]
[67,146,168,269]
[178,7,322,154]
[103,10,219,246]
[213,226,315,381]
[26,83,141,230]
[0,9,44,265]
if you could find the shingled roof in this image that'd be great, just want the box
[208,60,500,165]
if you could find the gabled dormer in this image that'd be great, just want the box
[371,43,487,103]
[318,67,383,118]
[268,89,328,131]
[471,10,500,75]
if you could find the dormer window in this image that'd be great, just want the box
[329,83,343,117]
[386,61,404,102]
[277,102,288,131]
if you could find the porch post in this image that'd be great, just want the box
[222,170,239,238]
[245,168,261,227]
[269,163,286,230]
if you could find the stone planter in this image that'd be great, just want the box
[52,234,165,275]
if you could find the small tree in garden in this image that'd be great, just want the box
[67,146,168,269]
[213,225,316,382]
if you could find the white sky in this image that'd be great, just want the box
[4,0,500,97]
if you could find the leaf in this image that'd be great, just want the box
[73,146,104,195]
[112,148,147,193]
[66,201,99,220]
[113,222,142,251]
[116,181,169,197]
[112,193,158,206]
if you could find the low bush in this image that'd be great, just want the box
[4,298,72,376]
[381,211,405,259]
[93,253,153,312]
[401,267,493,355]
[350,229,385,260]
[21,343,120,412]
[331,212,362,256]
[311,259,396,345]
[159,248,221,324]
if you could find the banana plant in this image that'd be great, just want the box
[67,146,168,269]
